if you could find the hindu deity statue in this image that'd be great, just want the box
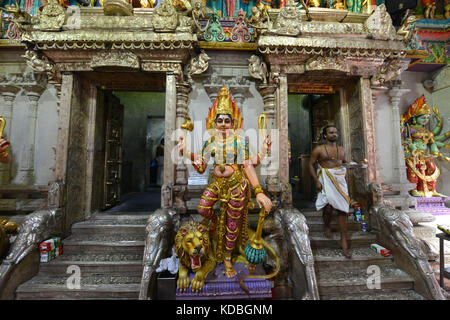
[401,95,450,198]
[178,86,272,278]
[422,0,436,19]
[346,0,362,12]
[308,0,321,7]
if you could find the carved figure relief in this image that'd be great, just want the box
[37,0,66,31]
[248,55,268,84]
[364,4,397,40]
[184,50,211,83]
[152,0,178,32]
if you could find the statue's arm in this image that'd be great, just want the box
[179,138,210,174]
[434,131,450,142]
[431,106,443,136]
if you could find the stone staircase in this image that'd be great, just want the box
[303,208,426,300]
[15,213,149,300]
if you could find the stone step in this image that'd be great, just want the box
[15,283,140,300]
[70,224,145,235]
[309,231,377,249]
[313,247,394,270]
[57,252,144,262]
[17,273,142,286]
[63,241,145,255]
[307,220,363,232]
[302,210,363,223]
[89,214,150,224]
[39,259,143,275]
[64,233,144,242]
[316,265,414,295]
[321,289,426,300]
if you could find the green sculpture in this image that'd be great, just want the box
[401,95,450,197]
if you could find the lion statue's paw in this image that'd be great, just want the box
[177,270,191,291]
[191,272,206,292]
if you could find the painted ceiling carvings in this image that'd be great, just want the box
[6,0,405,83]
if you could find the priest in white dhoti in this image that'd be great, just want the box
[309,125,352,259]
[315,165,350,214]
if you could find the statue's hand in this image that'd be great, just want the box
[260,134,272,156]
[178,137,185,155]
[0,137,10,152]
[432,106,442,119]
[256,193,272,213]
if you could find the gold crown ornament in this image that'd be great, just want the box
[206,86,243,131]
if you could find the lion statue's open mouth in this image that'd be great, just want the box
[190,253,202,271]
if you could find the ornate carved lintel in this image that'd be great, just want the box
[305,56,349,74]
[90,51,140,70]
[346,57,384,77]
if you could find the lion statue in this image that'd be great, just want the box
[184,51,211,84]
[175,221,215,292]
[248,55,268,84]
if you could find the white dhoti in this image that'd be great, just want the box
[315,165,350,213]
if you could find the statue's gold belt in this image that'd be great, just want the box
[212,169,243,188]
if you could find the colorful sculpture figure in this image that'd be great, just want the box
[0,116,11,164]
[346,0,362,13]
[422,0,436,19]
[401,95,450,197]
[445,0,450,19]
[397,14,420,50]
[178,86,272,279]
[308,0,320,7]
[203,11,226,41]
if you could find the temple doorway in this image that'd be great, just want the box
[288,91,343,208]
[82,82,165,213]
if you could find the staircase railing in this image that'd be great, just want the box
[139,208,179,300]
[0,208,62,299]
[368,183,448,300]
[275,208,320,300]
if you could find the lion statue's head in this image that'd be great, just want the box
[175,221,210,272]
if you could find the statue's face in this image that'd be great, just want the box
[215,114,233,135]
[416,114,430,126]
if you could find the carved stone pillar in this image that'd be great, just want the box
[258,84,277,130]
[360,77,379,185]
[276,74,292,207]
[162,72,177,209]
[389,85,410,184]
[258,84,279,192]
[175,82,191,185]
[0,87,20,185]
[387,84,416,209]
[174,81,191,213]
[13,85,46,185]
